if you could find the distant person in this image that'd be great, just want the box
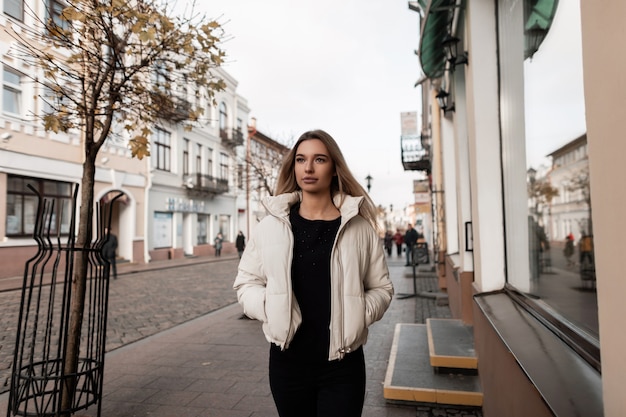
[564,233,575,266]
[404,224,419,266]
[392,229,404,256]
[233,129,393,417]
[103,229,118,279]
[383,230,393,256]
[214,232,223,257]
[579,234,593,264]
[235,231,246,258]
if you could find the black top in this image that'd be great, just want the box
[270,203,341,366]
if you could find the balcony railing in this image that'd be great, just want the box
[151,91,192,123]
[401,134,431,173]
[220,128,245,148]
[183,173,229,196]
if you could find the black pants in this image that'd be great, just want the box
[269,346,365,417]
[108,256,117,279]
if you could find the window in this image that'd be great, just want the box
[196,143,202,174]
[3,67,23,115]
[219,152,229,180]
[197,214,208,244]
[499,0,598,359]
[4,0,23,21]
[6,175,73,237]
[153,212,172,248]
[207,147,213,176]
[153,61,168,92]
[183,139,189,176]
[219,102,228,139]
[47,0,68,30]
[218,214,230,241]
[237,163,244,190]
[41,85,57,116]
[153,127,171,171]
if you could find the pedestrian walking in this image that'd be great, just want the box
[564,233,575,266]
[392,228,404,256]
[579,234,593,266]
[383,230,393,256]
[235,230,246,258]
[102,229,118,279]
[233,129,394,417]
[404,224,419,266]
[214,232,223,257]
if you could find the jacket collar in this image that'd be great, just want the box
[262,191,363,222]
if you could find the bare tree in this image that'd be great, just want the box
[243,132,291,197]
[7,0,226,412]
[528,171,559,220]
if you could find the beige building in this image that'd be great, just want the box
[0,1,251,275]
[545,134,591,242]
[0,3,148,278]
[408,0,623,415]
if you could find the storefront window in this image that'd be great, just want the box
[6,175,73,237]
[197,214,208,244]
[498,0,598,343]
[521,0,598,339]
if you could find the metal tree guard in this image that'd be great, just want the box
[7,184,121,417]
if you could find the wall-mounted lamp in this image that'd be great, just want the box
[365,174,373,193]
[436,89,455,113]
[1,132,12,142]
[441,35,468,68]
[524,21,547,59]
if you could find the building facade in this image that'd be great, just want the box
[0,3,147,279]
[409,0,622,415]
[145,68,250,261]
[0,1,251,275]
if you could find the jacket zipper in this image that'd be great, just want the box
[281,216,295,350]
[333,222,347,360]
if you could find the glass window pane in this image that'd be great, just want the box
[3,87,19,114]
[7,176,24,192]
[3,0,23,20]
[23,196,37,235]
[3,69,20,85]
[6,194,22,235]
[59,198,72,234]
[197,214,207,244]
[521,0,598,337]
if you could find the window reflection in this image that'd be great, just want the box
[523,0,598,338]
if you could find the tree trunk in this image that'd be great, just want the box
[60,151,97,415]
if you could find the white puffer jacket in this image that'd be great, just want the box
[233,191,394,361]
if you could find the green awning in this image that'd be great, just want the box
[416,0,457,79]
[524,0,559,59]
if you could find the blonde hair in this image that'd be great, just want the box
[275,129,378,228]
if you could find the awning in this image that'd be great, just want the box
[414,0,457,80]
[524,0,559,59]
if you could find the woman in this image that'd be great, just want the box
[233,129,394,417]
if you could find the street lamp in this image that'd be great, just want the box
[365,174,373,193]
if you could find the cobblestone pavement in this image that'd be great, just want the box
[0,257,239,394]
[1,255,483,416]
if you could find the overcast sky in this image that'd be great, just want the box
[194,0,423,212]
[190,0,585,209]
